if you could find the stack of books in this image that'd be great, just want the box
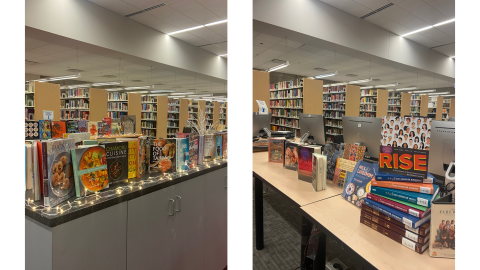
[360,164,440,254]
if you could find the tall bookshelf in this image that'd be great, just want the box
[60,87,90,121]
[387,91,402,116]
[179,98,189,132]
[140,95,158,137]
[420,95,429,116]
[269,78,303,137]
[128,93,142,134]
[359,89,377,117]
[25,82,35,121]
[167,97,180,138]
[205,100,214,125]
[376,89,389,118]
[450,98,455,118]
[410,94,421,116]
[435,97,444,120]
[400,93,411,117]
[31,81,61,121]
[442,98,450,121]
[108,92,128,121]
[219,101,227,126]
[253,70,270,112]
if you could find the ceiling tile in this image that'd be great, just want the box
[253,39,276,49]
[189,27,226,44]
[365,13,411,36]
[434,21,455,38]
[432,43,455,57]
[169,32,209,46]
[88,0,141,16]
[397,0,449,25]
[419,27,454,45]
[148,5,200,29]
[379,5,430,31]
[424,0,455,19]
[319,0,372,17]
[270,44,296,53]
[168,0,222,25]
[129,12,178,33]
[352,0,393,10]
[194,0,227,19]
[405,32,440,47]
[123,0,165,10]
[207,23,227,38]
[200,44,227,55]
[254,33,285,44]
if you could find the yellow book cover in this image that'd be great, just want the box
[128,141,137,178]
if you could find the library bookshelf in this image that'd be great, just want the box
[442,98,451,121]
[167,97,180,138]
[410,94,422,116]
[179,98,189,133]
[128,93,142,134]
[140,95,158,138]
[359,89,377,118]
[270,78,304,137]
[400,93,411,117]
[219,101,227,127]
[31,81,61,121]
[60,87,108,122]
[107,92,128,121]
[387,91,402,117]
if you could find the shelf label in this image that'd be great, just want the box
[256,100,268,115]
[43,110,54,120]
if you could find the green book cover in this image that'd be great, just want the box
[377,194,428,211]
[71,146,109,198]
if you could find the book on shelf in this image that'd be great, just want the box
[312,153,327,191]
[341,160,374,208]
[371,180,435,194]
[360,217,429,254]
[363,198,431,229]
[361,204,430,236]
[71,145,109,198]
[367,193,431,219]
[370,185,439,208]
[102,141,129,183]
[149,138,176,173]
[373,163,435,183]
[268,138,284,163]
[297,145,322,182]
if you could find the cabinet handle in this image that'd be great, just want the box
[175,196,182,212]
[168,199,175,216]
[225,175,228,189]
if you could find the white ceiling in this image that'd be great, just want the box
[25,37,227,94]
[252,31,455,91]
[87,0,227,56]
[317,0,455,57]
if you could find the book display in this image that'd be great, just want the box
[359,89,377,117]
[270,79,303,137]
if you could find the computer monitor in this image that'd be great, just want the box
[448,117,455,122]
[429,120,455,177]
[299,113,326,145]
[342,116,382,159]
[252,112,271,137]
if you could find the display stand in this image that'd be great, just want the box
[157,96,168,138]
[400,93,411,117]
[303,78,323,115]
[253,70,270,112]
[435,96,444,120]
[88,88,108,122]
[128,93,142,134]
[420,95,429,116]
[34,81,61,121]
[178,98,189,132]
[375,89,388,118]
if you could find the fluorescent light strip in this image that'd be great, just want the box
[150,90,176,93]
[348,78,372,84]
[34,73,81,82]
[188,94,213,97]
[168,19,227,35]
[267,61,290,72]
[375,83,398,88]
[91,80,123,86]
[170,92,195,95]
[205,19,227,27]
[329,82,347,87]
[106,88,124,91]
[218,54,227,57]
[360,86,374,89]
[411,89,435,93]
[401,19,455,37]
[396,87,417,91]
[124,86,152,90]
[425,92,449,95]
[315,71,337,79]
[441,94,455,97]
[134,91,148,94]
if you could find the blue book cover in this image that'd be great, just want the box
[373,163,436,184]
[363,198,431,229]
[215,134,223,159]
[341,161,374,208]
[176,138,189,172]
[370,185,439,208]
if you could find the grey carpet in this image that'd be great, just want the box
[253,183,365,270]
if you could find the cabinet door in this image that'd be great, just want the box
[204,167,228,270]
[171,175,206,270]
[127,186,175,270]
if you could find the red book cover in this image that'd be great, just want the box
[297,145,322,182]
[360,217,429,254]
[51,121,66,138]
[361,210,430,245]
[361,204,430,236]
[366,193,430,218]
[102,118,112,136]
[268,138,284,163]
[36,141,44,195]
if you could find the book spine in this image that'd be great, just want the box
[367,193,427,218]
[371,181,433,194]
[370,187,419,206]
[363,198,424,229]
[42,142,49,206]
[375,175,424,183]
[361,211,430,244]
[198,135,204,165]
[71,149,82,198]
[360,217,429,254]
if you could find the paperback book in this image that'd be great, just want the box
[268,138,284,163]
[367,193,431,218]
[51,121,66,139]
[373,163,435,183]
[332,158,357,187]
[215,134,223,159]
[203,134,216,162]
[25,121,39,140]
[88,121,98,137]
[66,121,78,133]
[98,120,111,136]
[149,139,176,173]
[111,121,122,136]
[342,144,366,161]
[297,145,322,182]
[341,161,374,208]
[176,138,189,171]
[284,141,300,171]
[137,136,149,178]
[121,115,136,135]
[324,143,341,179]
[103,142,129,183]
[370,185,440,208]
[71,145,109,198]
[188,133,199,167]
[371,180,435,194]
[312,153,327,191]
[363,198,431,229]
[429,194,455,258]
[78,120,88,133]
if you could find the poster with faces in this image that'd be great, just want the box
[380,116,432,150]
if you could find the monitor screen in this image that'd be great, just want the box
[343,116,382,159]
[299,113,325,145]
[252,112,271,137]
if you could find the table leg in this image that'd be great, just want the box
[313,232,327,270]
[301,215,313,270]
[255,177,264,250]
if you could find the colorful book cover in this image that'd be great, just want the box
[332,158,357,187]
[222,132,227,158]
[128,141,137,178]
[149,139,176,173]
[429,194,455,258]
[39,120,51,139]
[367,193,430,219]
[121,115,136,135]
[215,134,223,159]
[203,134,216,162]
[324,143,340,179]
[341,161,374,208]
[371,180,435,194]
[25,121,39,140]
[66,121,78,133]
[312,153,327,191]
[268,138,284,163]
[88,121,98,137]
[370,185,440,208]
[78,120,88,133]
[327,149,340,180]
[51,121,66,139]
[198,135,204,166]
[71,145,109,198]
[363,198,431,229]
[111,121,122,136]
[44,139,76,207]
[188,133,199,167]
[297,145,321,182]
[284,141,299,171]
[342,144,366,161]
[83,140,98,146]
[103,142,129,183]
[137,136,149,178]
[373,163,435,184]
[379,116,431,179]
[176,138,189,171]
[102,118,112,136]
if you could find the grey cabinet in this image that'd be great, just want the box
[204,167,228,270]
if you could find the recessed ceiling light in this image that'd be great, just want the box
[91,80,123,86]
[106,87,124,91]
[267,61,290,72]
[411,89,435,93]
[360,86,374,89]
[348,78,372,84]
[375,83,398,88]
[329,82,347,87]
[124,86,152,90]
[441,94,455,97]
[168,20,227,35]
[425,92,449,95]
[315,71,337,79]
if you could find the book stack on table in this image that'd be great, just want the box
[360,164,440,254]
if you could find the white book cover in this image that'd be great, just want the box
[312,153,327,192]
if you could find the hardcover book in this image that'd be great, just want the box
[373,163,435,183]
[371,180,435,194]
[367,193,431,219]
[137,136,149,178]
[332,158,357,187]
[78,120,88,133]
[203,134,216,162]
[176,138,189,171]
[363,198,431,229]
[68,133,91,145]
[222,132,227,158]
[188,133,199,167]
[268,138,284,163]
[297,145,322,182]
[121,115,136,135]
[361,210,430,244]
[215,134,223,159]
[360,217,429,254]
[51,121,66,139]
[324,143,341,179]
[342,144,366,161]
[25,121,39,140]
[127,140,137,178]
[111,121,122,136]
[44,139,76,207]
[149,139,176,173]
[312,153,327,191]
[429,194,455,258]
[103,142,129,183]
[361,204,431,236]
[370,185,440,208]
[284,141,300,171]
[341,161,374,208]
[98,121,110,136]
[66,121,78,133]
[379,116,431,178]
[88,121,98,137]
[198,135,204,165]
[71,145,109,198]
[39,120,51,139]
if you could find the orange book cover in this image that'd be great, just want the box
[51,121,66,138]
[371,180,434,194]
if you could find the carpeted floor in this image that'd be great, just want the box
[253,183,364,270]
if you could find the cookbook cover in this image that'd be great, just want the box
[25,121,39,140]
[203,134,215,162]
[88,121,98,137]
[176,138,189,171]
[103,142,129,183]
[149,138,176,173]
[71,145,109,198]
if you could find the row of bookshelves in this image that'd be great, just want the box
[270,79,303,91]
[269,88,303,99]
[270,99,303,108]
